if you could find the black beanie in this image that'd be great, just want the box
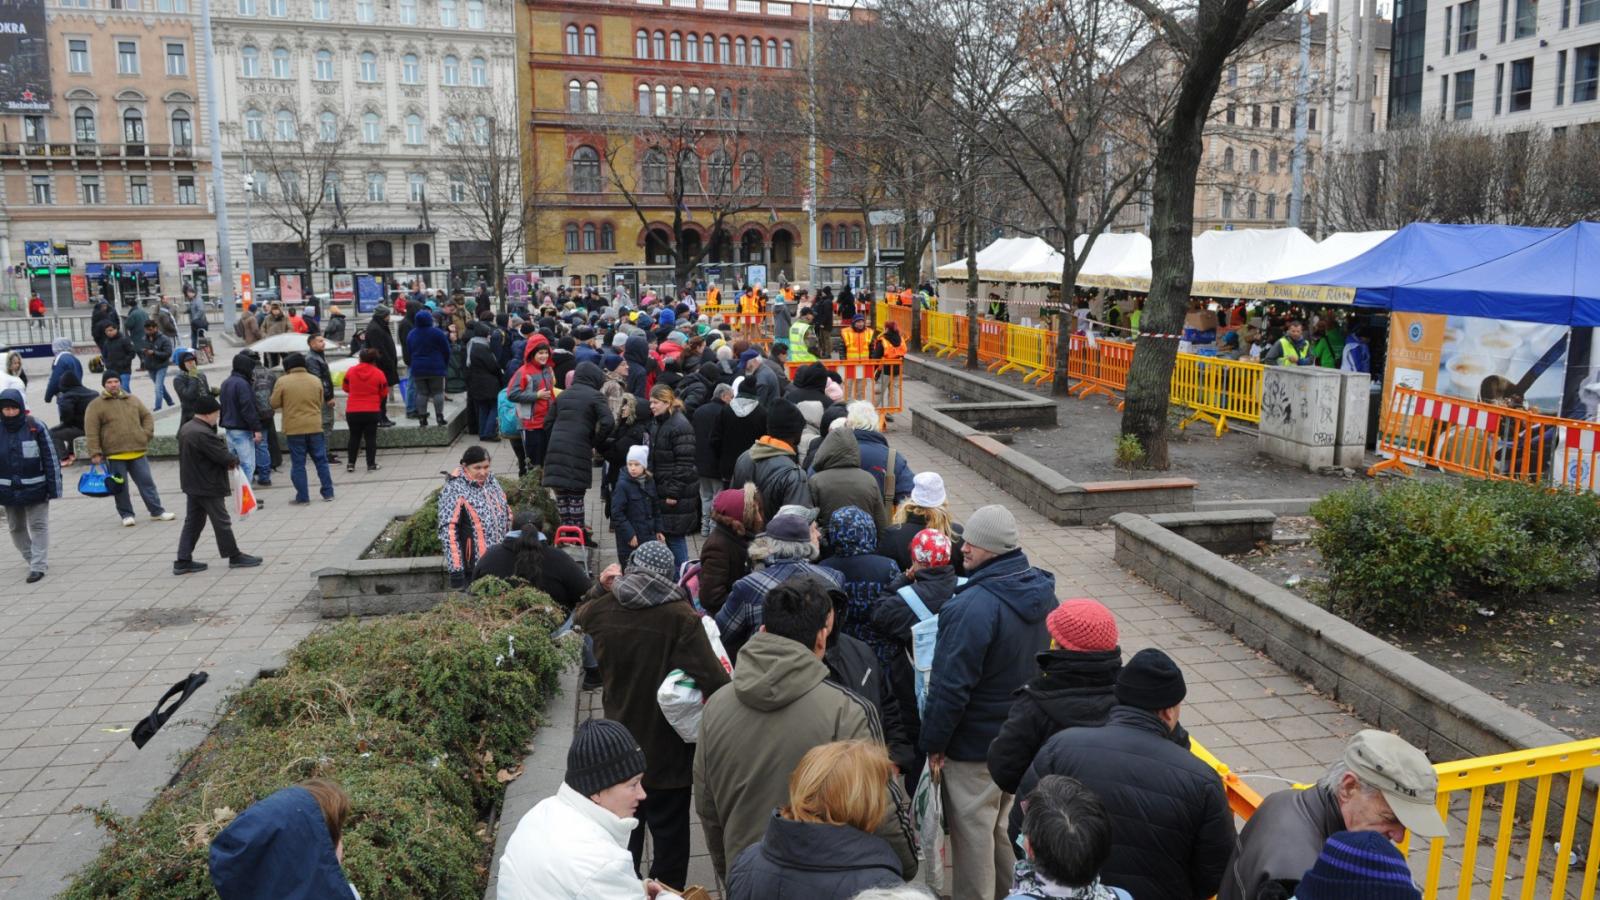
[1114,648,1187,710]
[565,718,647,797]
[766,399,807,447]
[283,352,307,371]
[191,395,221,415]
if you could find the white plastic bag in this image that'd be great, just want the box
[702,616,733,675]
[657,669,704,742]
[912,764,948,895]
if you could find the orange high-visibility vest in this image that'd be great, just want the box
[781,286,795,304]
[707,286,721,307]
[881,337,906,360]
[899,289,913,307]
[739,292,760,314]
[842,326,875,359]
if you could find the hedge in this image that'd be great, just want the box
[62,578,577,899]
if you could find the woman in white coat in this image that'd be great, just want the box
[497,718,672,900]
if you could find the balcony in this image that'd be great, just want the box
[0,142,199,160]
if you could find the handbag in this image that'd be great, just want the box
[77,462,114,497]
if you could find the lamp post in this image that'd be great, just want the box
[200,0,236,333]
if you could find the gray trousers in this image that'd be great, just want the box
[698,476,723,534]
[5,502,49,574]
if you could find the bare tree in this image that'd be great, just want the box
[1116,0,1300,468]
[435,89,535,312]
[239,102,361,278]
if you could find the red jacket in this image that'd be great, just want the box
[508,335,555,430]
[341,362,389,413]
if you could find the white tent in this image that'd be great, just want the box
[936,237,1065,284]
[1074,233,1153,289]
[1189,227,1320,295]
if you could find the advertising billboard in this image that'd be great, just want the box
[0,0,51,114]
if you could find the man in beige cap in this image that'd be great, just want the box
[1219,729,1446,900]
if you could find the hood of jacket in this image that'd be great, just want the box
[731,631,829,713]
[415,309,435,328]
[826,505,879,557]
[730,396,761,417]
[1029,648,1122,696]
[748,439,795,463]
[0,388,24,429]
[207,786,352,900]
[523,333,551,366]
[231,352,256,378]
[624,334,651,367]
[965,549,1056,623]
[791,362,830,392]
[754,814,902,878]
[613,571,685,609]
[573,361,605,390]
[812,426,860,472]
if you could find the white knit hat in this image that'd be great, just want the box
[909,472,947,508]
[626,445,650,467]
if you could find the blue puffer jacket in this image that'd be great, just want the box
[727,814,902,900]
[919,548,1054,761]
[852,429,916,504]
[0,390,61,507]
[208,785,357,900]
[405,310,452,377]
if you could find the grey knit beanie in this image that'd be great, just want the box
[626,541,677,579]
[565,719,646,797]
[963,504,1020,554]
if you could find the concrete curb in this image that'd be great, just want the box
[483,664,580,900]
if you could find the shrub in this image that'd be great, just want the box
[1311,480,1600,627]
[386,469,561,558]
[62,579,578,899]
[1114,433,1146,471]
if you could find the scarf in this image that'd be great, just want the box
[614,571,683,609]
[1010,860,1124,900]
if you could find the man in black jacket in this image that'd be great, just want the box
[365,305,399,426]
[728,399,811,523]
[803,570,916,777]
[305,334,339,464]
[1013,648,1237,900]
[692,383,732,535]
[174,396,261,574]
[219,353,265,494]
[100,322,137,392]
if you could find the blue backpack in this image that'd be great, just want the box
[496,389,520,436]
[898,578,966,714]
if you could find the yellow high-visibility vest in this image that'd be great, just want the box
[842,326,875,360]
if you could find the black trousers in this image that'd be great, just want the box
[346,412,380,467]
[176,494,240,562]
[627,784,692,890]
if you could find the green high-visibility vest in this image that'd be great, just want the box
[789,320,816,362]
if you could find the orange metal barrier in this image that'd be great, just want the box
[1539,416,1600,493]
[786,359,903,422]
[876,302,912,336]
[978,317,1008,371]
[1368,386,1557,483]
[1066,333,1134,409]
[718,312,775,347]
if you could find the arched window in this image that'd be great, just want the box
[687,86,701,113]
[270,47,290,78]
[636,30,649,58]
[585,80,600,113]
[719,35,731,64]
[314,49,334,80]
[274,109,295,141]
[469,56,487,86]
[358,51,377,82]
[686,32,699,62]
[704,34,715,62]
[735,37,747,65]
[318,110,337,142]
[767,39,778,66]
[654,84,667,116]
[752,37,763,66]
[74,107,96,144]
[172,109,193,144]
[1222,146,1234,172]
[670,85,683,114]
[739,151,763,195]
[123,109,146,143]
[404,113,423,144]
[1249,148,1260,173]
[704,87,717,116]
[442,54,460,85]
[582,223,597,251]
[678,149,701,193]
[782,40,794,67]
[361,112,381,143]
[849,225,862,248]
[568,79,583,111]
[738,87,749,117]
[566,24,580,54]
[570,145,601,192]
[565,224,580,252]
[707,149,732,193]
[642,148,667,192]
[444,117,463,144]
[821,224,834,250]
[472,115,489,145]
[670,32,683,60]
[584,26,597,55]
[240,45,260,77]
[652,30,665,59]
[770,152,794,195]
[720,90,732,117]
[601,223,615,251]
[401,53,420,84]
[637,84,651,115]
[244,108,265,140]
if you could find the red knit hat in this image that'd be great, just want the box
[1047,599,1119,652]
[909,529,952,567]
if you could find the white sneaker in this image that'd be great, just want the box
[121,516,136,527]
[151,512,175,521]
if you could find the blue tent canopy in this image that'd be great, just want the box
[1385,222,1600,326]
[1273,223,1559,309]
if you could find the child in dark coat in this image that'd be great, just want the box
[610,444,662,569]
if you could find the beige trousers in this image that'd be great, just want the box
[941,758,1015,900]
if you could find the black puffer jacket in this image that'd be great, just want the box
[693,395,728,479]
[730,440,812,523]
[366,312,399,384]
[465,332,504,402]
[649,408,699,536]
[1013,706,1235,900]
[678,362,719,415]
[986,648,1121,794]
[726,815,902,900]
[824,632,916,775]
[543,362,614,492]
[716,388,767,482]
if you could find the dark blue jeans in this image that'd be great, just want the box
[287,433,334,502]
[476,397,499,440]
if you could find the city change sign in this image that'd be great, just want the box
[0,0,50,113]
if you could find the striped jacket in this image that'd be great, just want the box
[435,468,511,576]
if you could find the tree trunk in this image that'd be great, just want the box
[963,185,980,370]
[1118,72,1214,469]
[1051,250,1080,397]
[863,208,877,302]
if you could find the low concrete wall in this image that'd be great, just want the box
[906,355,1058,422]
[1146,510,1275,555]
[313,509,450,617]
[1110,512,1574,762]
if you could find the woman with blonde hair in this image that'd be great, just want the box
[726,740,905,899]
[878,471,966,575]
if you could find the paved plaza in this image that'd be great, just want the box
[0,363,1370,897]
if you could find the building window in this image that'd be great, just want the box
[1249,148,1259,172]
[1460,0,1480,49]
[1514,0,1537,37]
[68,38,90,73]
[117,40,140,74]
[1221,190,1234,219]
[1309,107,1317,130]
[314,49,334,80]
[74,108,97,143]
[642,148,666,191]
[1558,50,1569,104]
[735,37,747,65]
[359,51,378,82]
[238,0,255,12]
[1583,0,1600,23]
[821,224,834,250]
[849,226,862,249]
[316,111,336,142]
[440,55,459,85]
[719,35,731,63]
[567,24,581,54]
[751,37,762,66]
[467,0,485,27]
[267,0,285,14]
[409,172,427,202]
[653,30,666,59]
[129,175,151,205]
[782,40,794,67]
[1269,105,1280,128]
[449,176,467,202]
[582,223,597,251]
[1576,45,1600,101]
[583,80,599,112]
[312,0,330,19]
[356,0,374,22]
[275,109,295,141]
[1455,69,1476,117]
[22,114,43,144]
[707,149,731,193]
[1494,62,1505,113]
[636,29,649,58]
[601,223,615,251]
[739,151,763,193]
[687,31,700,62]
[31,175,53,205]
[568,79,583,111]
[1222,146,1234,171]
[1510,57,1533,110]
[670,31,683,60]
[1445,5,1454,51]
[1266,194,1277,219]
[766,38,778,66]
[399,0,416,23]
[271,47,291,79]
[770,152,794,195]
[584,25,598,55]
[361,112,381,143]
[654,84,667,115]
[637,83,651,114]
[240,45,260,77]
[570,145,601,192]
[670,85,683,114]
[177,175,197,204]
[470,56,487,86]
[250,169,268,198]
[173,109,194,145]
[565,224,580,253]
[1267,148,1278,173]
[402,53,420,84]
[245,108,265,140]
[444,116,463,143]
[1225,104,1235,124]
[81,175,102,204]
[165,42,187,76]
[1250,104,1261,127]
[367,172,386,202]
[1246,194,1257,218]
[394,113,417,144]
[439,0,458,26]
[124,109,146,144]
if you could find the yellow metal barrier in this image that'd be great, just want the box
[1191,738,1267,821]
[1170,352,1265,436]
[997,323,1057,384]
[923,310,957,356]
